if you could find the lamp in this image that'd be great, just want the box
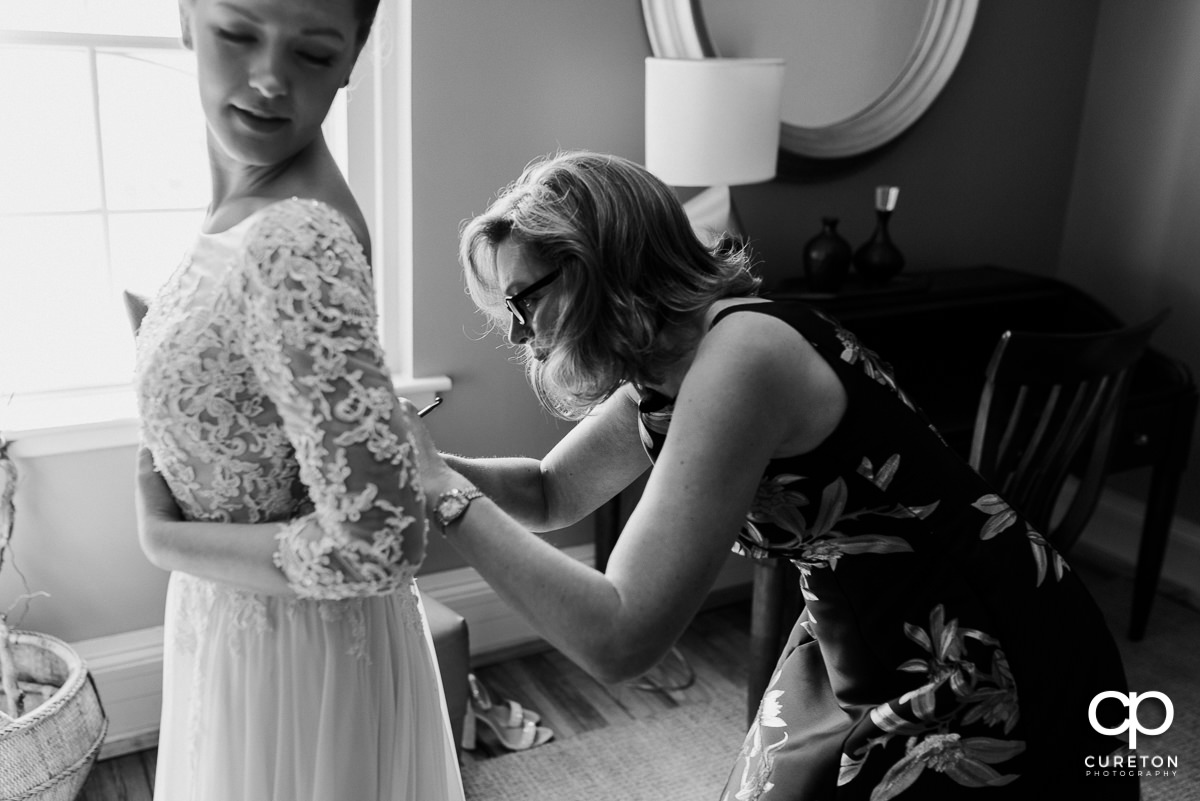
[644,56,785,247]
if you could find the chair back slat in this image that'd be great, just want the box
[1009,383,1061,502]
[1057,377,1110,470]
[991,383,1028,482]
[968,309,1168,552]
[1053,370,1132,542]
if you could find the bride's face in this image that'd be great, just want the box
[182,0,360,168]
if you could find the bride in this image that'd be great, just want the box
[131,0,464,798]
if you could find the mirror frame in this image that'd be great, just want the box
[642,0,978,159]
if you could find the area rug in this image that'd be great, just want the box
[461,690,746,801]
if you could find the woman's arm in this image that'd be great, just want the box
[135,446,292,595]
[413,312,846,684]
[442,384,651,531]
[236,201,427,600]
[137,383,649,593]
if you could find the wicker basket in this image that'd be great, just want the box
[0,631,107,801]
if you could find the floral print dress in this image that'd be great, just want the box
[637,302,1134,800]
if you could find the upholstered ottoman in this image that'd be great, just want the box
[423,594,470,753]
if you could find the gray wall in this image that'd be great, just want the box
[1058,1,1200,524]
[408,0,650,572]
[736,0,1101,287]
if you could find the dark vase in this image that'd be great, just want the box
[854,186,905,284]
[803,217,852,292]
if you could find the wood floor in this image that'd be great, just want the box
[76,598,753,800]
[79,748,156,801]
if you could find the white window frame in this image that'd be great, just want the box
[1,0,448,458]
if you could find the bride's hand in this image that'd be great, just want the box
[134,445,182,536]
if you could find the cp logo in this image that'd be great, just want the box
[1089,691,1173,749]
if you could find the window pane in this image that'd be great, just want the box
[325,92,349,175]
[109,210,205,298]
[0,46,101,214]
[0,215,131,395]
[0,0,179,38]
[98,48,208,210]
[0,0,388,399]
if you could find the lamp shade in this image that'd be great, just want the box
[645,57,785,187]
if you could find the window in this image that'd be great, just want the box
[0,1,428,449]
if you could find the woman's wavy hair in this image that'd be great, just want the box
[459,150,761,420]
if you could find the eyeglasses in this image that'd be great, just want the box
[504,268,563,327]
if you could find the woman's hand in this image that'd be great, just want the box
[131,444,292,593]
[397,399,461,501]
[134,445,182,539]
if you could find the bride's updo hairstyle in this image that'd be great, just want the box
[460,150,761,419]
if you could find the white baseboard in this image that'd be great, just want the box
[72,543,755,759]
[71,626,165,760]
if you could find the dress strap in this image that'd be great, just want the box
[707,298,776,331]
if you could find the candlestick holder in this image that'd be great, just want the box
[853,186,905,284]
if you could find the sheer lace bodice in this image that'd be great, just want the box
[135,197,426,600]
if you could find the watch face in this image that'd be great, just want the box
[437,492,467,524]
[436,494,463,520]
[435,487,481,528]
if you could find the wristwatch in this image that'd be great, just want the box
[433,486,484,530]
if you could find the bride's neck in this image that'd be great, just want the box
[204,138,336,233]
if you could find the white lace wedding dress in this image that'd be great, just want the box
[135,198,464,801]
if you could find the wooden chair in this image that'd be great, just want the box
[745,310,1168,725]
[968,310,1168,551]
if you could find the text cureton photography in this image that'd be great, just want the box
[1085,691,1180,780]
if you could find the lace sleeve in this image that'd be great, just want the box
[234,199,426,600]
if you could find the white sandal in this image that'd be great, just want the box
[461,673,553,751]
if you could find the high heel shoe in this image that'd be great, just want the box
[461,673,553,751]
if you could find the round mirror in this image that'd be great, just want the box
[642,0,978,159]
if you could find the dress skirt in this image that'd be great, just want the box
[153,571,465,801]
